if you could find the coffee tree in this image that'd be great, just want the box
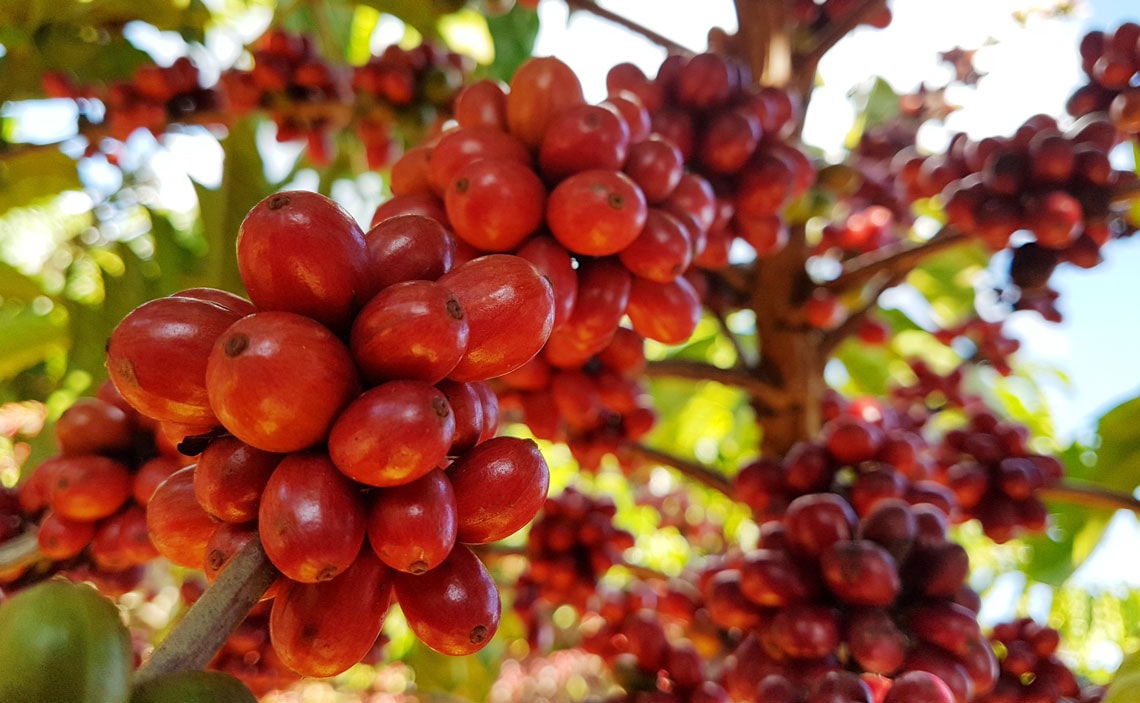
[1,0,1139,701]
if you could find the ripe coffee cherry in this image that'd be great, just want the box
[37,511,96,560]
[270,549,394,677]
[436,380,486,453]
[515,235,578,329]
[823,416,885,465]
[367,469,457,574]
[738,549,820,606]
[506,56,586,148]
[193,436,282,523]
[446,436,550,544]
[819,539,901,605]
[454,78,508,130]
[206,312,360,453]
[371,192,449,228]
[393,544,501,655]
[539,103,631,180]
[625,275,702,344]
[54,399,134,456]
[768,603,841,659]
[328,381,455,487]
[618,209,693,283]
[845,607,908,674]
[350,280,469,384]
[172,287,257,316]
[785,493,857,557]
[363,214,455,293]
[623,137,685,204]
[556,257,632,349]
[445,158,546,251]
[106,295,242,424]
[428,127,531,196]
[258,452,367,583]
[437,255,555,381]
[883,671,956,703]
[236,190,370,333]
[546,170,649,257]
[48,456,132,521]
[147,466,219,569]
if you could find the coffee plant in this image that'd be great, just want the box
[1,1,1139,701]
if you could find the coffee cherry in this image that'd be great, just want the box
[546,170,649,257]
[447,436,549,544]
[367,469,457,574]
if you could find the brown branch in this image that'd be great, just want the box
[563,0,695,55]
[624,443,733,496]
[0,530,41,575]
[1111,178,1140,207]
[822,227,970,294]
[797,0,889,69]
[132,537,279,686]
[1037,483,1140,516]
[645,358,794,411]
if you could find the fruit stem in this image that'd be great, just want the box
[1038,482,1140,516]
[821,226,970,294]
[625,443,733,495]
[562,0,696,55]
[132,536,279,686]
[0,529,41,575]
[797,0,889,71]
[643,358,794,411]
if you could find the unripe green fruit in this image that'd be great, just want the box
[130,671,257,703]
[0,580,132,703]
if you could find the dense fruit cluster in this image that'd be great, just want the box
[104,190,555,677]
[207,603,301,697]
[1066,22,1140,134]
[515,487,635,618]
[710,491,994,703]
[0,381,190,589]
[43,30,468,168]
[978,618,1105,703]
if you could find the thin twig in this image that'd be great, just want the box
[822,226,970,294]
[563,0,695,55]
[132,537,279,686]
[645,358,794,411]
[1111,179,1140,207]
[1037,483,1140,516]
[0,530,41,575]
[798,0,889,69]
[624,443,733,496]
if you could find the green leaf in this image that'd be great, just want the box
[1107,650,1140,703]
[355,0,443,37]
[191,119,274,296]
[844,77,899,150]
[484,4,539,82]
[0,150,82,217]
[1087,395,1140,494]
[0,261,47,300]
[0,305,69,380]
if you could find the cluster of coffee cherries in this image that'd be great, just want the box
[900,113,1134,258]
[932,316,1023,375]
[206,602,301,697]
[977,617,1106,703]
[496,327,657,473]
[1066,22,1140,134]
[0,381,190,591]
[515,487,635,619]
[104,190,556,677]
[601,52,815,265]
[708,491,991,703]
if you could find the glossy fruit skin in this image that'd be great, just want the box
[0,581,132,703]
[258,451,367,582]
[623,137,684,204]
[556,257,632,349]
[350,280,469,384]
[172,288,258,317]
[506,56,586,148]
[546,170,649,257]
[206,311,361,453]
[106,295,242,424]
[367,468,457,573]
[515,235,578,329]
[194,437,283,523]
[618,208,692,282]
[129,672,255,703]
[392,544,501,655]
[270,548,394,678]
[445,158,547,251]
[328,381,456,487]
[236,190,370,333]
[454,78,508,130]
[147,466,218,569]
[363,214,455,294]
[428,126,531,196]
[55,398,134,456]
[539,103,631,180]
[625,274,702,345]
[437,255,555,381]
[447,436,550,544]
[48,455,133,521]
